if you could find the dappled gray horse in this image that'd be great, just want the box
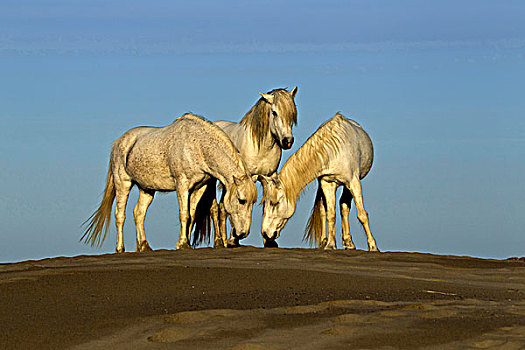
[82,113,257,252]
[194,87,298,248]
[260,113,378,251]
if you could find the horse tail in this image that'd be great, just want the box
[81,165,116,247]
[303,184,324,247]
[191,181,215,248]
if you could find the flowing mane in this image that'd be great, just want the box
[240,88,297,149]
[279,113,351,201]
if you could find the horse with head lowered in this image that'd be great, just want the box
[260,113,379,251]
[82,113,257,252]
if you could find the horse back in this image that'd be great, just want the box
[316,115,373,181]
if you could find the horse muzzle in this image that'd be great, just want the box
[262,230,280,241]
[235,230,249,240]
[281,137,294,150]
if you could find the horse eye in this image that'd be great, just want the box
[238,198,246,205]
[272,110,277,117]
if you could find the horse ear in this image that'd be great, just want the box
[259,92,275,104]
[290,86,298,99]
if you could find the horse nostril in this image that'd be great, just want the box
[282,137,294,149]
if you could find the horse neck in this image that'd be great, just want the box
[279,145,324,204]
[208,152,246,191]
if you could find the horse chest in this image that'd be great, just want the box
[243,147,281,176]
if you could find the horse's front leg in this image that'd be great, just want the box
[320,180,338,249]
[175,183,191,250]
[218,198,229,247]
[209,198,224,248]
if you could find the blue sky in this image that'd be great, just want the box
[1,1,524,262]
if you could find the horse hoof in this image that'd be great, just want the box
[214,239,225,248]
[264,239,279,248]
[176,242,191,250]
[369,246,380,253]
[343,239,356,250]
[227,239,240,248]
[137,241,153,252]
[323,242,337,250]
[115,246,125,254]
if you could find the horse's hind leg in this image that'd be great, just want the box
[133,188,154,252]
[348,178,379,252]
[114,179,132,253]
[320,179,338,249]
[340,187,356,250]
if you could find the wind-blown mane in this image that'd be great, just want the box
[240,88,297,149]
[280,113,351,201]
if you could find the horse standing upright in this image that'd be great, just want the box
[82,113,257,252]
[260,113,379,251]
[194,87,298,248]
[214,87,298,176]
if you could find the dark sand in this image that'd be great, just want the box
[1,247,524,349]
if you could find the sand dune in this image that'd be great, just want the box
[1,247,524,349]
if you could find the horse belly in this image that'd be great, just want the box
[135,172,176,191]
[126,152,176,191]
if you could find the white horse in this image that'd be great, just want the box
[82,113,257,252]
[193,87,298,248]
[260,113,379,251]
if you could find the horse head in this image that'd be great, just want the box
[259,86,297,150]
[260,174,295,242]
[224,174,258,240]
